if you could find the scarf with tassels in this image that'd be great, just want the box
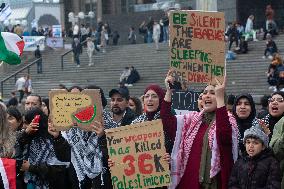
[169,109,238,189]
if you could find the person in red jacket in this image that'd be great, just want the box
[161,71,238,189]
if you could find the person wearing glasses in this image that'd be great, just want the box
[259,91,284,140]
[232,93,258,155]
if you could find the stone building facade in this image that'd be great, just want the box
[64,0,284,39]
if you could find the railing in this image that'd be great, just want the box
[61,40,87,70]
[0,58,42,99]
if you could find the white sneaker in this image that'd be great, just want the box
[262,56,266,59]
[127,84,133,87]
[77,65,80,68]
[268,55,273,60]
[269,86,277,92]
[88,63,94,66]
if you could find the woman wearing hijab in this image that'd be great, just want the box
[17,108,69,188]
[132,84,174,153]
[108,84,171,189]
[161,72,238,189]
[232,93,258,154]
[260,91,284,139]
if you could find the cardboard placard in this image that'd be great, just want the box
[105,120,171,189]
[172,90,202,112]
[169,10,225,84]
[49,89,103,131]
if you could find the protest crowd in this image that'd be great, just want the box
[1,2,284,189]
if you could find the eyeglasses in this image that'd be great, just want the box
[268,97,284,103]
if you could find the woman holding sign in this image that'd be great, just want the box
[132,84,173,153]
[161,72,238,189]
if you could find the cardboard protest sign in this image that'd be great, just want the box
[105,120,171,189]
[172,90,202,115]
[49,89,103,131]
[169,10,225,84]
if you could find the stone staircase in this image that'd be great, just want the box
[1,34,284,102]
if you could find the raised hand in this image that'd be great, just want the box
[25,118,39,134]
[215,75,226,108]
[48,120,60,138]
[165,69,175,90]
[258,119,271,135]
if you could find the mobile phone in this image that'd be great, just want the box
[33,115,41,124]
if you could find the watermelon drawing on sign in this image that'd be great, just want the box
[73,105,97,124]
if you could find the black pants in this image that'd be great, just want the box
[229,38,238,50]
[18,90,24,103]
[37,59,42,73]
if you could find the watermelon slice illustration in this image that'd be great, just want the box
[73,105,97,124]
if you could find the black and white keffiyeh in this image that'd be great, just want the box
[62,110,117,182]
[131,111,161,124]
[25,137,69,188]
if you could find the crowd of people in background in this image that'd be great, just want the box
[222,5,284,94]
[1,4,284,189]
[1,70,284,188]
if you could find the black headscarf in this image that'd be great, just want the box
[232,93,257,153]
[24,108,48,138]
[261,91,284,136]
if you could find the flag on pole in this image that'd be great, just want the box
[0,158,16,189]
[0,32,25,65]
[0,3,12,22]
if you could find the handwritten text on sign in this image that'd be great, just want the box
[106,120,170,189]
[49,89,103,131]
[169,11,225,84]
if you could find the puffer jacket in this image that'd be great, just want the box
[270,116,284,189]
[229,148,281,189]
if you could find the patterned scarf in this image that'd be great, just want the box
[169,110,238,189]
[131,111,161,124]
[62,110,117,183]
[24,137,69,188]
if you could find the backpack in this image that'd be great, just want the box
[226,51,236,60]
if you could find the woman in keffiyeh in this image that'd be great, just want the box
[50,85,117,189]
[17,107,69,189]
[132,84,174,153]
[160,73,238,189]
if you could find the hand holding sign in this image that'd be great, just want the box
[48,119,60,139]
[91,121,105,137]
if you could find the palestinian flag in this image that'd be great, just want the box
[0,32,25,65]
[0,158,16,189]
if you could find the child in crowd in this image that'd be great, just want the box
[229,127,281,189]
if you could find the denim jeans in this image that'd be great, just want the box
[163,26,169,42]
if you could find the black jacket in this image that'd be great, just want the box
[229,148,281,189]
[121,107,136,126]
[15,131,70,189]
